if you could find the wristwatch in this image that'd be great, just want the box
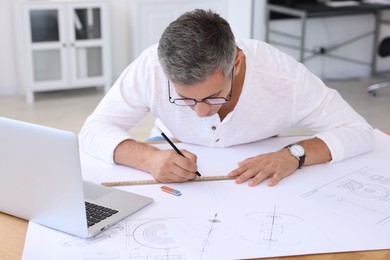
[285,144,306,169]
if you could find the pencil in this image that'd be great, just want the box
[155,127,201,176]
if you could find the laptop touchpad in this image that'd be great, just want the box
[83,181,113,200]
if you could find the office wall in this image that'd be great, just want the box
[1,1,389,96]
[127,0,254,61]
[0,0,18,95]
[0,0,254,96]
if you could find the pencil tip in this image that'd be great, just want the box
[155,127,162,134]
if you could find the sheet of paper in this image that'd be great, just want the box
[23,130,390,259]
[166,167,390,259]
[23,217,188,260]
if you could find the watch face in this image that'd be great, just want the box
[290,144,305,157]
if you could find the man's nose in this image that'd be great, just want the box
[193,102,211,117]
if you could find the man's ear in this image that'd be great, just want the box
[233,50,245,76]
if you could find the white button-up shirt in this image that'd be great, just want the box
[79,39,374,164]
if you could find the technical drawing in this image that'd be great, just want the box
[241,206,303,248]
[174,208,304,260]
[127,218,187,259]
[183,213,236,240]
[168,212,238,259]
[366,173,390,185]
[58,218,187,260]
[60,224,123,247]
[184,213,236,259]
[301,167,390,226]
[339,179,390,201]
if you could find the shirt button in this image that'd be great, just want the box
[211,126,216,130]
[215,139,219,143]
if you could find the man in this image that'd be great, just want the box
[79,9,373,187]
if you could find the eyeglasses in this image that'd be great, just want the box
[168,68,234,106]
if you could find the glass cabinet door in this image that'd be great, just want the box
[28,8,66,85]
[30,9,59,42]
[73,8,101,40]
[32,49,62,82]
[75,47,103,78]
[72,7,104,81]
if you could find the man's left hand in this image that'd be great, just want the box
[228,148,298,187]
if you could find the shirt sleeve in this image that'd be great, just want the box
[293,63,374,163]
[78,48,156,163]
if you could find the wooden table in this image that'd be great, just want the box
[2,132,390,260]
[1,212,390,260]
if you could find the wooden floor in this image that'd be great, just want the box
[0,87,156,141]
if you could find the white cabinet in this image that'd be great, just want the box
[14,0,111,103]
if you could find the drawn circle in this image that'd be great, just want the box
[242,212,302,246]
[133,220,177,249]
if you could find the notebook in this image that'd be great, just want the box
[0,117,153,238]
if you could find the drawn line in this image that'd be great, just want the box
[377,216,390,225]
[268,205,277,249]
[301,167,367,198]
[200,213,218,259]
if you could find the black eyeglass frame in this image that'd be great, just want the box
[168,68,234,106]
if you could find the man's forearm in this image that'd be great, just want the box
[298,137,332,166]
[113,139,159,173]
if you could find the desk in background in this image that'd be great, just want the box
[266,1,390,75]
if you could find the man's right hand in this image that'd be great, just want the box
[148,149,198,182]
[114,139,198,183]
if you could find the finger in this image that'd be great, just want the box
[248,167,273,187]
[156,168,195,183]
[154,155,196,182]
[180,150,197,164]
[268,172,283,187]
[228,161,255,181]
[234,167,260,184]
[173,151,198,174]
[228,166,246,177]
[153,171,176,183]
[169,166,197,181]
[237,155,259,166]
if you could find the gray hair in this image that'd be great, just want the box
[158,9,236,86]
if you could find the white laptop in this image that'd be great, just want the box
[0,117,153,238]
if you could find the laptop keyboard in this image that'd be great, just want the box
[85,201,119,227]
